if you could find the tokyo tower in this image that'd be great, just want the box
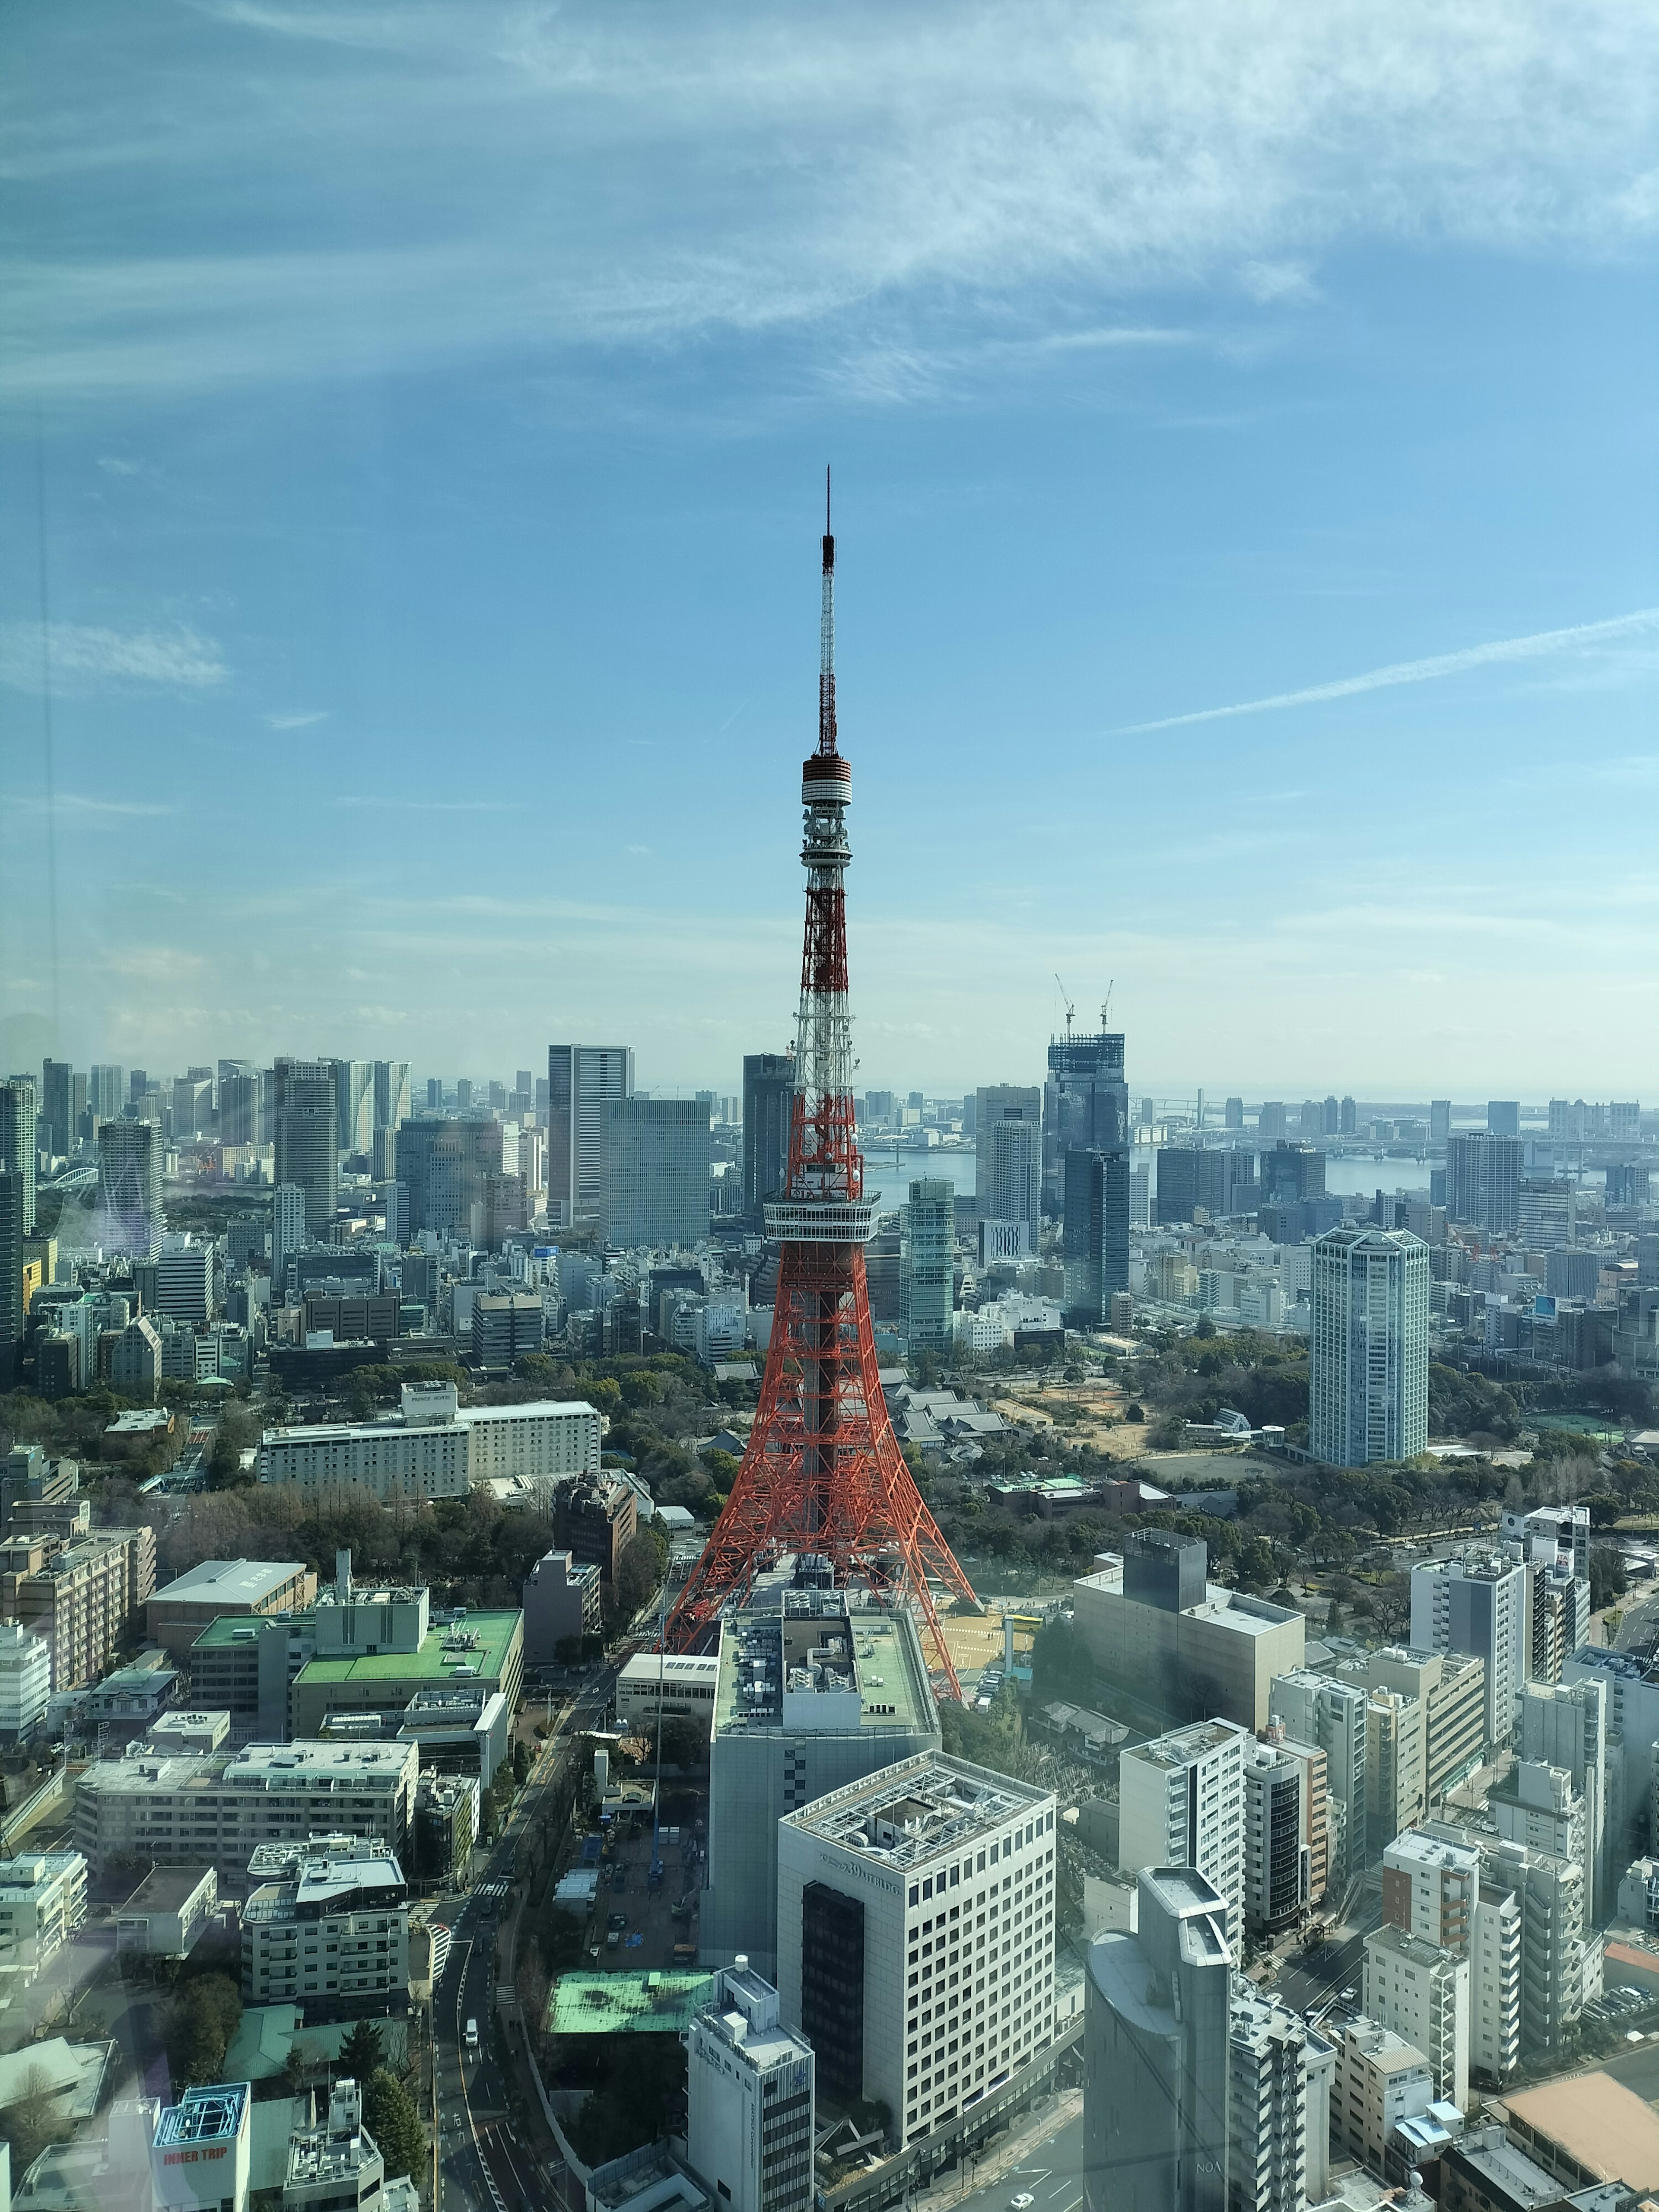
[663,484,979,1696]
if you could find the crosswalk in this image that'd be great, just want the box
[474,1879,511,1901]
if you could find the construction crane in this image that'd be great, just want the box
[1055,975,1075,1038]
[1100,979,1114,1028]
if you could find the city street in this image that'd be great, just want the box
[939,2110,1085,2212]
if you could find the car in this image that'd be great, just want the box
[1010,2194,1036,2208]
[465,2018,479,2050]
[608,1911,628,1932]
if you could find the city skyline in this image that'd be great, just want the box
[3,3,1656,1092]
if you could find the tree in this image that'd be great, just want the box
[1,2065,67,2177]
[363,2068,425,2183]
[166,1972,243,2088]
[613,1526,666,1623]
[1590,1546,1629,1614]
[339,2019,385,2080]
[513,1737,532,1785]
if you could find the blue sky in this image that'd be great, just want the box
[2,0,1656,1103]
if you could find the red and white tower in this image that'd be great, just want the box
[664,489,979,1694]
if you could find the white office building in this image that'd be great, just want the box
[242,1834,409,2018]
[75,1737,420,1878]
[0,1621,51,1742]
[1309,1227,1429,1467]
[151,2082,252,2212]
[259,1383,601,1500]
[777,1753,1056,2150]
[617,1652,722,1737]
[153,1234,214,1325]
[1362,1923,1469,2113]
[1117,1719,1249,1937]
[1411,1552,1527,1750]
[1268,1669,1367,1896]
[687,1964,815,2212]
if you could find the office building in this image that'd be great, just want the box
[1446,1132,1522,1236]
[701,1594,940,1980]
[743,1054,795,1229]
[0,1171,22,1390]
[152,1233,214,1324]
[1363,1922,1469,2111]
[549,1043,635,1222]
[900,1179,956,1352]
[615,1649,722,1735]
[1487,1101,1520,1138]
[1518,1181,1574,1249]
[242,1834,409,2018]
[1073,1533,1305,1730]
[976,1086,1041,1231]
[1042,1030,1127,1215]
[1309,1227,1430,1467]
[1269,1670,1367,1896]
[554,1470,640,1583]
[96,1116,162,1259]
[288,1559,521,1739]
[373,1059,411,1137]
[1332,2019,1434,2175]
[776,1751,1056,2149]
[687,1964,815,2212]
[472,1290,544,1370]
[187,1613,313,1745]
[259,1383,600,1500]
[1084,1866,1230,2212]
[1368,1646,1488,1802]
[1228,1983,1325,2212]
[601,1097,711,1248]
[273,1058,339,1241]
[1062,1147,1130,1327]
[1242,1739,1310,1934]
[284,2078,388,2212]
[1117,1718,1248,1935]
[151,2082,251,2212]
[396,1116,503,1240]
[146,1557,318,1657]
[0,1078,36,1237]
[522,1547,602,1663]
[335,1061,374,1154]
[1411,1554,1526,1750]
[38,1059,72,1158]
[412,1770,476,1888]
[0,1621,50,1742]
[0,1524,157,1691]
[1259,1143,1325,1205]
[0,1848,87,1990]
[74,1736,420,1878]
[1154,1145,1200,1226]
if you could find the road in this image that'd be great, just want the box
[948,2112,1085,2212]
[432,1664,618,2212]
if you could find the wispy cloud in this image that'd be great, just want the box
[12,792,176,818]
[3,2,1656,404]
[331,796,513,813]
[0,620,227,692]
[1114,608,1659,734]
[266,709,330,729]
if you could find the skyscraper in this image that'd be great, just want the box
[1260,1141,1325,1205]
[1487,1100,1520,1138]
[0,1079,38,1236]
[271,1183,306,1297]
[1084,1866,1230,2212]
[976,1087,1040,1233]
[1063,1147,1129,1327]
[1410,1552,1526,1750]
[1309,1227,1429,1467]
[742,1052,795,1229]
[1446,1132,1522,1234]
[89,1065,126,1129]
[397,1117,502,1240]
[39,1060,72,1159]
[900,1177,955,1352]
[1268,1670,1367,1896]
[273,1058,338,1241]
[96,1119,162,1260]
[1430,1100,1452,1144]
[547,1044,634,1224]
[0,1170,23,1390]
[1042,1029,1127,1214]
[599,1097,710,1248]
[334,1059,374,1154]
[372,1060,411,1133]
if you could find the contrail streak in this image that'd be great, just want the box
[1114,606,1659,734]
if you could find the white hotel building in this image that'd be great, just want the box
[258,1381,601,1501]
[777,1753,1057,2150]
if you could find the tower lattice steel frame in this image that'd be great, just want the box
[663,488,978,1695]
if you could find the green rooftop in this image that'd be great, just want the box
[192,1610,315,1649]
[293,1609,522,1687]
[549,1970,716,2036]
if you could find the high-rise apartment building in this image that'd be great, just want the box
[776,1753,1057,2151]
[1332,2020,1434,2175]
[0,1079,37,1237]
[372,1060,411,1134]
[1243,1739,1310,1934]
[687,1965,815,2212]
[270,1183,306,1299]
[1430,1100,1452,1144]
[1117,1719,1249,1936]
[1411,1553,1526,1750]
[1362,1923,1468,2111]
[1062,1148,1130,1327]
[1268,1670,1367,1896]
[1084,1865,1230,2212]
[95,1119,163,1262]
[333,1061,373,1154]
[900,1178,955,1352]
[600,1097,711,1249]
[39,1060,72,1158]
[1381,1827,1519,2085]
[742,1053,795,1229]
[273,1058,339,1242]
[1446,1132,1522,1235]
[1042,1030,1127,1214]
[701,1595,939,1980]
[0,1173,23,1391]
[1518,1676,1608,1916]
[1367,1646,1487,1802]
[548,1044,634,1223]
[1487,1100,1520,1138]
[975,1086,1040,1229]
[1228,1983,1330,2212]
[1309,1227,1429,1467]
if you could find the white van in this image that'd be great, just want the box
[465,2018,479,2051]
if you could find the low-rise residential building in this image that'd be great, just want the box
[242,1834,409,2020]
[74,1737,420,1880]
[0,1525,157,1691]
[113,1863,219,1960]
[0,1850,87,1989]
[145,1557,317,1656]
